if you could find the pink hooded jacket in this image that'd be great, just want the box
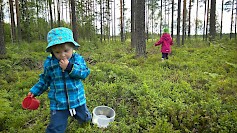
[154,33,173,53]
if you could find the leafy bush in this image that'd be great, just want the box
[0,39,236,132]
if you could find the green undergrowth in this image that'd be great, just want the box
[0,39,236,132]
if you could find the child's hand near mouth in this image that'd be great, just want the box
[59,58,69,71]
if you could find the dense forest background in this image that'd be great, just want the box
[0,0,236,50]
[0,0,237,132]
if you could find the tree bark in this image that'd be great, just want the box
[220,0,224,39]
[57,0,61,26]
[171,0,174,38]
[151,0,154,41]
[113,0,116,40]
[71,0,78,42]
[209,0,216,41]
[48,0,53,29]
[230,0,234,39]
[203,0,207,40]
[188,0,192,39]
[182,0,186,45]
[100,0,103,43]
[205,0,210,41]
[146,2,149,42]
[160,0,162,37]
[135,0,146,57]
[131,0,136,48]
[0,0,6,55]
[9,0,16,43]
[15,0,21,42]
[195,0,199,38]
[120,0,124,43]
[177,0,181,46]
[235,0,237,39]
[106,0,110,42]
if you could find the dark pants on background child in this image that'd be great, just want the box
[46,104,91,133]
[162,53,169,60]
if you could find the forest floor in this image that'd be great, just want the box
[0,38,237,132]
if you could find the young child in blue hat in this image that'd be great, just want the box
[27,27,91,132]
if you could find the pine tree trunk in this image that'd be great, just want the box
[113,0,116,41]
[230,0,234,39]
[203,0,207,40]
[0,0,6,55]
[146,2,149,42]
[15,0,21,42]
[235,0,237,39]
[151,0,154,41]
[131,0,136,48]
[103,0,105,41]
[171,0,174,38]
[177,0,181,46]
[209,0,216,41]
[188,0,191,39]
[48,0,53,29]
[195,0,199,38]
[135,0,146,57]
[220,0,224,39]
[57,0,61,26]
[160,0,162,37]
[205,0,210,41]
[182,0,186,45]
[53,0,56,21]
[100,0,103,43]
[120,0,124,43]
[9,0,16,43]
[71,0,78,42]
[106,0,110,42]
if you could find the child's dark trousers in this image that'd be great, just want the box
[162,53,169,59]
[46,104,91,133]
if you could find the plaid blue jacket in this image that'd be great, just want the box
[30,53,90,110]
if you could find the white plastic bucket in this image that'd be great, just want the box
[92,106,115,128]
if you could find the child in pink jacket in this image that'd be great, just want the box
[154,28,173,61]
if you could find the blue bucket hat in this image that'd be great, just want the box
[46,27,80,52]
